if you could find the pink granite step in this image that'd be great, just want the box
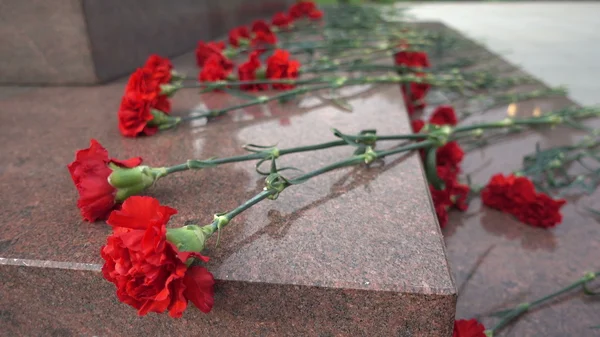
[0,51,456,336]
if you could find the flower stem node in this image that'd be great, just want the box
[213,214,230,230]
[264,173,288,200]
[584,271,597,282]
[427,125,453,147]
[108,165,166,201]
[471,128,484,138]
[332,76,347,88]
[257,96,269,104]
[267,147,280,159]
[165,224,215,253]
[363,146,378,164]
[499,118,514,126]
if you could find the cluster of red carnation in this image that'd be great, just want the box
[195,1,323,90]
[481,173,566,228]
[405,50,566,230]
[394,49,431,115]
[196,40,301,91]
[118,55,174,137]
[412,106,469,228]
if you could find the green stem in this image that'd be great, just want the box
[202,140,435,233]
[163,133,428,175]
[487,271,599,335]
[223,189,275,223]
[454,116,561,134]
[288,140,434,184]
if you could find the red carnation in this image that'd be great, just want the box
[411,119,425,133]
[434,203,449,228]
[394,51,431,68]
[238,51,266,91]
[402,79,430,115]
[272,12,292,28]
[143,54,173,87]
[429,167,470,228]
[125,68,171,114]
[251,20,277,49]
[101,196,215,318]
[229,26,251,48]
[118,91,158,137]
[481,174,537,213]
[195,41,233,71]
[67,139,142,222]
[266,49,301,90]
[199,54,232,83]
[517,193,566,228]
[436,141,464,171]
[453,319,486,337]
[307,8,323,19]
[430,105,458,126]
[289,1,323,20]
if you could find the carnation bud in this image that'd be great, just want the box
[166,225,216,252]
[108,165,166,201]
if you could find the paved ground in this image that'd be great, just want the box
[403,2,600,106]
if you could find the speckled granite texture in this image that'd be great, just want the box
[0,0,293,85]
[0,51,456,335]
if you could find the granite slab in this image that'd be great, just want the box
[417,22,600,337]
[0,50,456,335]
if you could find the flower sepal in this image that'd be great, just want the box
[166,224,216,252]
[160,83,182,97]
[108,165,166,201]
[148,109,181,130]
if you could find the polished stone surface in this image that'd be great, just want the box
[0,52,455,335]
[420,22,600,337]
[404,2,600,106]
[0,0,293,85]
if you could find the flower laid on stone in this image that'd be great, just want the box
[481,173,566,228]
[67,139,144,221]
[266,49,301,90]
[125,56,173,114]
[250,20,277,51]
[199,54,234,83]
[64,2,600,327]
[289,0,323,20]
[453,319,486,337]
[117,55,182,137]
[195,41,233,70]
[271,12,292,29]
[238,51,267,91]
[228,26,251,48]
[101,196,215,317]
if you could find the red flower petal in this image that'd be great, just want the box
[430,105,458,126]
[453,319,486,337]
[107,196,177,230]
[183,266,215,313]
